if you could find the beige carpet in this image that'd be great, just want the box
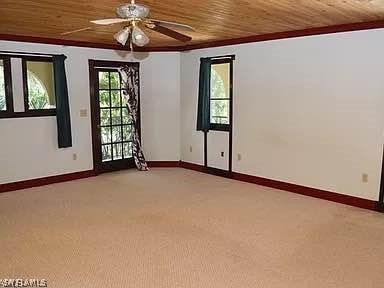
[1,168,384,288]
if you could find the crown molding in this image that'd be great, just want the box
[1,20,384,52]
[180,20,384,51]
[0,34,182,52]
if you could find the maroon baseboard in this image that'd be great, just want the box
[180,161,378,211]
[0,162,181,193]
[232,172,377,211]
[147,161,180,167]
[179,161,206,172]
[180,161,231,177]
[1,163,378,211]
[0,170,96,193]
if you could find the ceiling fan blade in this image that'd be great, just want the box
[148,19,195,32]
[61,27,92,36]
[91,18,129,25]
[147,24,192,42]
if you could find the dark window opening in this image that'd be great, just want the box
[22,57,56,116]
[0,56,13,116]
[210,58,232,131]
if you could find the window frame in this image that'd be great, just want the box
[209,58,233,132]
[22,56,56,117]
[0,55,14,117]
[0,53,57,119]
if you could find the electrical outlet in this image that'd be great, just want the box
[79,109,87,117]
[189,145,193,153]
[72,153,77,161]
[237,153,242,161]
[362,173,368,183]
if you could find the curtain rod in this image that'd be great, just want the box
[202,54,236,60]
[0,50,62,57]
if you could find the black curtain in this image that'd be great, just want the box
[196,57,211,132]
[53,55,72,148]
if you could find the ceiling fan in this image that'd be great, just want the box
[61,0,194,48]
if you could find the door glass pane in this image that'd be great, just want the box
[111,90,121,107]
[123,142,132,158]
[122,125,133,141]
[210,99,229,124]
[99,72,109,89]
[101,127,111,144]
[121,93,127,106]
[210,62,230,126]
[100,109,110,126]
[102,144,112,162]
[110,72,120,89]
[112,126,122,142]
[111,108,122,125]
[211,63,230,99]
[99,91,110,107]
[113,143,123,160]
[122,108,131,124]
[97,68,134,165]
[0,60,6,111]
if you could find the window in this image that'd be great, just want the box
[23,58,56,114]
[0,54,59,119]
[0,59,5,111]
[0,57,12,114]
[210,59,232,131]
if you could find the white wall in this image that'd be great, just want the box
[181,29,384,201]
[0,41,180,184]
[2,29,384,201]
[207,131,229,170]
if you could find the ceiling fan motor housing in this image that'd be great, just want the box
[116,3,150,19]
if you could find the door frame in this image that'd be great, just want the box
[204,56,234,178]
[88,59,141,174]
[378,145,384,211]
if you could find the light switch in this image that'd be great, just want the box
[80,109,88,117]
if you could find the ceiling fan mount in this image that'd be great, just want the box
[116,0,150,19]
[61,0,194,48]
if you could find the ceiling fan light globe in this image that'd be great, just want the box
[114,27,130,45]
[132,26,149,46]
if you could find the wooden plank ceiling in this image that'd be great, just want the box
[1,0,384,48]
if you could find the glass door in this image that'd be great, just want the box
[90,61,136,173]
